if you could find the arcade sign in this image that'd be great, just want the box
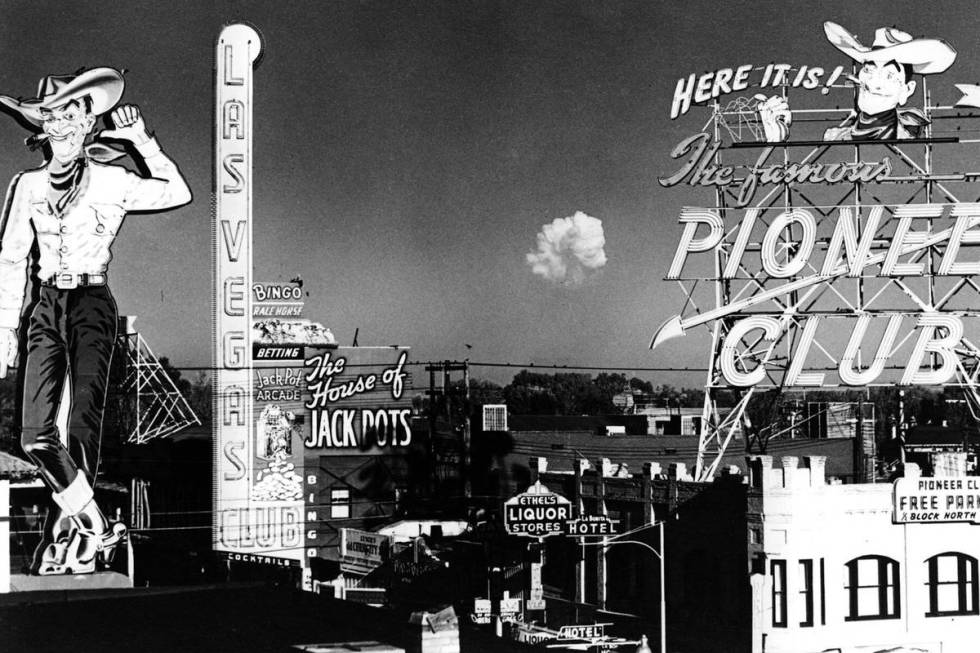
[504,482,572,538]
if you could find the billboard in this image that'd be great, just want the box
[893,476,980,523]
[651,20,980,480]
[252,280,336,351]
[302,346,413,561]
[302,347,412,454]
[340,528,393,575]
[214,29,396,569]
[212,25,306,564]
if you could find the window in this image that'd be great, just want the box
[799,559,814,627]
[926,552,979,617]
[330,488,351,519]
[771,559,787,627]
[845,555,900,620]
[819,559,826,625]
[483,404,508,431]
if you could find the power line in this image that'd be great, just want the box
[140,361,712,374]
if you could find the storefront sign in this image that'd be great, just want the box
[528,562,544,610]
[894,477,980,523]
[504,482,572,538]
[219,551,300,567]
[392,551,445,580]
[500,597,522,621]
[566,515,619,537]
[340,528,393,575]
[513,623,559,645]
[343,587,387,606]
[472,598,492,625]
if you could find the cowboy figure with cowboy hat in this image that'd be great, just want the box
[758,22,957,142]
[0,67,191,574]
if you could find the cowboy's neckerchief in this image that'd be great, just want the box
[830,107,930,141]
[47,157,86,215]
[30,131,128,215]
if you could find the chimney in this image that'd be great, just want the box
[668,462,691,481]
[746,456,774,489]
[718,465,742,481]
[802,456,826,486]
[601,458,615,477]
[780,456,799,489]
[643,462,663,480]
[529,457,548,483]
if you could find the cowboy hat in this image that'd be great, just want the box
[0,67,124,127]
[824,22,956,75]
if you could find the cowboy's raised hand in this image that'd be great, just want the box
[755,94,792,143]
[99,104,151,145]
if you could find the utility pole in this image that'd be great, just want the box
[425,360,472,500]
[463,361,471,498]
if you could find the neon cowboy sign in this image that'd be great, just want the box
[652,20,980,392]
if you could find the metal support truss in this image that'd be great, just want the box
[117,318,200,444]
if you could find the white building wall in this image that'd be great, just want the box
[0,480,8,593]
[750,456,980,653]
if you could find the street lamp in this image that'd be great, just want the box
[581,521,666,653]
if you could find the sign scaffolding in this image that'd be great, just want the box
[653,41,980,480]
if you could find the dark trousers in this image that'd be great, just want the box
[20,285,118,492]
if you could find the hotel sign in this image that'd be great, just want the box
[566,515,619,537]
[893,477,980,524]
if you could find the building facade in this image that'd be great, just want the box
[750,456,980,653]
[530,454,980,653]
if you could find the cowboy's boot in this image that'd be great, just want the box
[51,472,126,571]
[71,498,127,566]
[43,529,96,575]
[31,504,74,575]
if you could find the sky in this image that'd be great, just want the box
[2,0,980,389]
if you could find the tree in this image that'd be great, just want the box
[629,377,654,394]
[593,373,629,413]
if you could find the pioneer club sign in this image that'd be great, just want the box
[657,203,980,387]
[650,22,980,480]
